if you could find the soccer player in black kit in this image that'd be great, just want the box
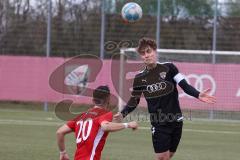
[113,37,216,160]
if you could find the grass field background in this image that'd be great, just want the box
[0,102,240,160]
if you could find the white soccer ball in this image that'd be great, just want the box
[121,2,142,23]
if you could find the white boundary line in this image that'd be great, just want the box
[0,119,240,135]
[0,119,61,126]
[139,127,240,135]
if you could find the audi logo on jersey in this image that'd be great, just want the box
[146,82,167,93]
[179,74,216,98]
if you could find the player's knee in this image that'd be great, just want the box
[155,151,170,160]
[169,152,175,158]
[156,156,169,160]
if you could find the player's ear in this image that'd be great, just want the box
[106,96,110,105]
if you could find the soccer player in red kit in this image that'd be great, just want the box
[56,85,138,160]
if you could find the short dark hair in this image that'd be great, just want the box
[137,37,157,54]
[92,85,110,105]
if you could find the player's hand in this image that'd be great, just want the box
[128,121,138,131]
[60,152,70,160]
[199,88,216,104]
[113,112,123,123]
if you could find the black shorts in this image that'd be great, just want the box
[151,122,183,153]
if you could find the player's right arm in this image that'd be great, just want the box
[56,124,73,160]
[101,121,138,132]
[119,76,142,118]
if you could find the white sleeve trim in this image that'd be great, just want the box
[174,73,185,84]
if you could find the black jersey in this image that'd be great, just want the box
[123,62,185,126]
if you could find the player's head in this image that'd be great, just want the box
[92,85,110,108]
[137,37,157,66]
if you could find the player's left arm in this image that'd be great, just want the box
[56,124,73,160]
[178,79,216,103]
[101,121,138,132]
[99,112,138,132]
[170,63,216,104]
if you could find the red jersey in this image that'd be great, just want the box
[67,107,113,160]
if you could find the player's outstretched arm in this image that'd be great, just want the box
[56,124,73,160]
[198,88,216,104]
[178,79,216,104]
[114,77,142,122]
[101,121,138,132]
[113,96,141,122]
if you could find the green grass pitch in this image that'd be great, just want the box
[0,103,240,160]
